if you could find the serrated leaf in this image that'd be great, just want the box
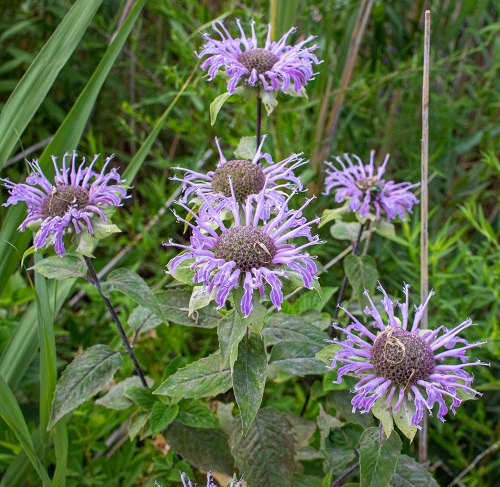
[229,408,295,487]
[344,255,378,304]
[164,421,234,475]
[293,286,337,314]
[233,333,268,435]
[154,354,231,398]
[176,399,219,429]
[269,341,327,376]
[127,410,149,440]
[124,386,157,411]
[167,256,195,284]
[101,268,166,323]
[218,310,247,370]
[233,287,267,335]
[392,396,418,442]
[359,427,402,487]
[75,228,95,257]
[234,136,257,160]
[30,254,89,281]
[372,398,394,439]
[389,454,439,487]
[151,403,179,436]
[95,376,148,410]
[49,345,123,428]
[91,220,122,239]
[316,344,343,365]
[128,305,163,334]
[261,90,279,116]
[189,286,215,314]
[263,314,328,346]
[157,289,220,328]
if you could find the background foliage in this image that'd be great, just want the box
[0,0,498,486]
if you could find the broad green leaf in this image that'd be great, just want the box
[229,408,295,487]
[167,256,196,284]
[218,309,247,370]
[372,398,394,439]
[95,376,147,410]
[176,399,219,429]
[91,220,122,240]
[286,413,318,449]
[233,287,267,335]
[127,411,149,441]
[210,91,236,125]
[156,289,220,328]
[359,427,402,487]
[269,341,327,376]
[49,345,123,428]
[292,474,323,487]
[233,333,268,435]
[75,228,95,257]
[374,220,396,239]
[154,354,231,398]
[392,395,418,442]
[234,136,257,160]
[151,403,179,437]
[330,221,367,241]
[389,454,439,487]
[101,268,167,323]
[124,386,157,411]
[343,255,378,304]
[0,375,52,486]
[164,421,234,475]
[128,306,164,334]
[263,314,328,346]
[30,253,88,281]
[189,285,215,314]
[319,206,348,228]
[293,286,337,314]
[316,343,343,365]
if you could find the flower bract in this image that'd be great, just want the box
[198,19,320,94]
[324,151,419,221]
[330,283,487,432]
[1,151,128,255]
[174,135,304,216]
[165,189,320,317]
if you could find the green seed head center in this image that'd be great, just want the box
[211,160,265,202]
[42,185,89,218]
[238,48,280,74]
[370,327,435,386]
[213,226,277,272]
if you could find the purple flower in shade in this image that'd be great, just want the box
[330,283,488,430]
[173,135,305,216]
[1,151,128,256]
[324,151,419,221]
[164,189,320,318]
[198,19,320,94]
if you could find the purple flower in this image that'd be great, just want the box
[1,151,128,255]
[174,135,305,216]
[169,472,242,487]
[324,151,419,221]
[164,189,320,317]
[198,19,320,94]
[331,283,488,429]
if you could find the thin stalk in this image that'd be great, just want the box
[256,95,262,149]
[419,9,431,466]
[83,256,147,387]
[328,222,365,338]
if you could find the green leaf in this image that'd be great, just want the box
[218,309,247,370]
[167,256,195,284]
[359,427,402,487]
[176,399,219,429]
[374,220,396,239]
[124,386,157,411]
[151,403,179,437]
[210,91,236,125]
[391,395,418,442]
[95,376,147,410]
[164,421,234,475]
[319,206,348,228]
[49,345,123,428]
[229,408,295,487]
[75,228,95,257]
[234,136,257,160]
[101,268,166,323]
[389,454,439,487]
[128,306,163,334]
[330,221,367,241]
[263,314,328,346]
[372,398,394,439]
[154,354,231,399]
[292,474,323,487]
[343,255,378,304]
[127,411,149,441]
[261,89,279,116]
[316,344,343,365]
[293,286,337,314]
[30,254,88,281]
[269,341,327,376]
[189,285,215,314]
[233,333,268,435]
[156,289,220,328]
[233,287,267,335]
[91,220,122,240]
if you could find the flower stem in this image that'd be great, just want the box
[328,222,365,338]
[83,256,148,387]
[256,95,262,149]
